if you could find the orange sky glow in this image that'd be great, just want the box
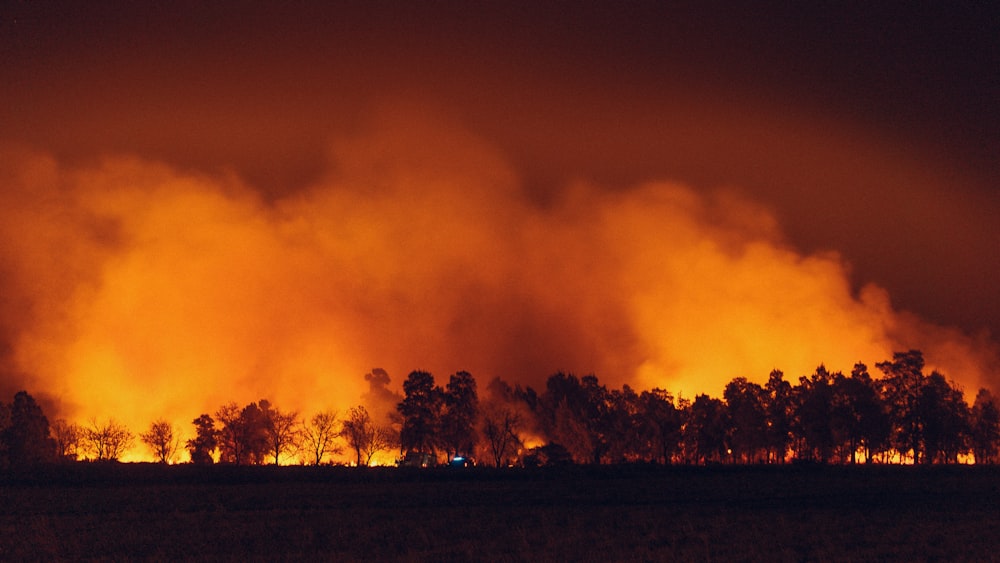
[0,4,996,462]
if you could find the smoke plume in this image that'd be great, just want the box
[0,111,995,460]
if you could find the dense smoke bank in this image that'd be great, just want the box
[0,114,995,457]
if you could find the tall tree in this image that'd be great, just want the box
[764,370,793,463]
[723,377,767,463]
[877,350,927,463]
[301,410,340,465]
[440,371,479,460]
[793,366,838,463]
[398,371,443,455]
[1,391,56,467]
[187,414,217,464]
[140,419,181,464]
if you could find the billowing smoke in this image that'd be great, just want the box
[0,111,995,460]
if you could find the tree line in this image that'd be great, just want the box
[1,349,999,469]
[386,350,1000,466]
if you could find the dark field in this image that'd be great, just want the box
[1,464,998,561]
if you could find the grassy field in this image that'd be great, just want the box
[1,464,998,561]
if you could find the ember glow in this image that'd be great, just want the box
[0,4,996,461]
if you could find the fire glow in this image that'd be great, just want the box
[0,113,996,463]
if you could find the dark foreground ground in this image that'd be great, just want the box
[1,464,998,561]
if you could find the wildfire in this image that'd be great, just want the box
[0,113,995,463]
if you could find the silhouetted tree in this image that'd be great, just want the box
[51,418,82,462]
[367,424,396,465]
[604,385,643,462]
[398,371,443,455]
[724,377,767,463]
[342,406,372,466]
[480,402,523,467]
[140,419,181,464]
[187,414,217,464]
[536,373,585,462]
[793,366,837,463]
[535,373,610,464]
[636,388,682,464]
[552,400,595,463]
[22,349,988,469]
[215,403,245,464]
[1,391,56,467]
[301,410,341,465]
[579,375,614,463]
[833,363,890,464]
[684,394,728,464]
[82,418,134,461]
[216,401,269,465]
[342,405,394,466]
[917,372,969,464]
[261,401,300,465]
[439,371,479,460]
[479,377,533,467]
[970,389,1000,464]
[877,350,927,463]
[764,370,793,463]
